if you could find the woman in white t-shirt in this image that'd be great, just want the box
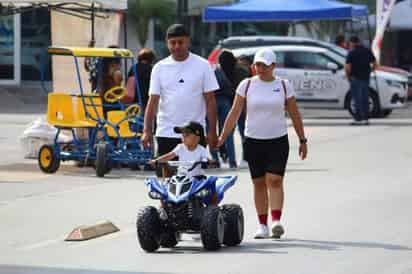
[218,48,308,239]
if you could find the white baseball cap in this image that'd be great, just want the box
[253,48,277,65]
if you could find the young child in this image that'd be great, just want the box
[150,121,218,205]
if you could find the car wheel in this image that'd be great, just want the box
[347,90,380,118]
[379,109,392,118]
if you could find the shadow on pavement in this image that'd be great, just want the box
[0,265,171,274]
[0,163,40,172]
[302,121,412,127]
[154,241,288,255]
[286,168,329,173]
[0,162,330,181]
[153,237,412,255]
[283,238,412,251]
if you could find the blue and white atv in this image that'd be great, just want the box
[136,161,244,252]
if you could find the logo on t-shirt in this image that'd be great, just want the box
[179,79,185,83]
[273,88,280,93]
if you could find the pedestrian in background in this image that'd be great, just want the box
[212,50,249,168]
[97,45,123,115]
[236,55,253,168]
[84,40,98,91]
[345,36,377,125]
[335,34,348,50]
[123,48,157,111]
[218,48,307,239]
[142,24,218,165]
[122,48,157,171]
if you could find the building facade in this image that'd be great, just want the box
[0,0,126,90]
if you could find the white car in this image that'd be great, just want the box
[231,45,408,118]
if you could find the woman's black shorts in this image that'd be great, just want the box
[244,135,289,179]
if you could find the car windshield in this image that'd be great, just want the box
[232,46,346,67]
[314,40,348,57]
[223,37,349,59]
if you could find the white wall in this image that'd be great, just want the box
[50,11,121,93]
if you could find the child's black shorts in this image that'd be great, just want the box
[244,135,289,179]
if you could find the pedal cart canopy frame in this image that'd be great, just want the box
[39,46,151,177]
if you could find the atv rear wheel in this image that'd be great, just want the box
[221,204,244,246]
[200,206,224,251]
[136,206,161,252]
[159,232,178,248]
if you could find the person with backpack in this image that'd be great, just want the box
[212,50,248,168]
[217,48,307,239]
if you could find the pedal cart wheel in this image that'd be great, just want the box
[221,204,244,246]
[38,145,60,173]
[95,143,110,177]
[136,206,161,252]
[200,206,225,251]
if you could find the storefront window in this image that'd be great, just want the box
[21,9,52,81]
[0,15,15,80]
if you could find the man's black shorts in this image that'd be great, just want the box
[244,135,289,179]
[156,137,181,157]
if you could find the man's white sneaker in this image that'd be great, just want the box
[254,224,269,239]
[271,221,285,239]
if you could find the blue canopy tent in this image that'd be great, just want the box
[203,0,368,22]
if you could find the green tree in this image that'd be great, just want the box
[128,0,175,46]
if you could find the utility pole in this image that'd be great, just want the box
[176,0,188,25]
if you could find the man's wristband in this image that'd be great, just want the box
[299,138,307,144]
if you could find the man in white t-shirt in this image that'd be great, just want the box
[142,24,219,159]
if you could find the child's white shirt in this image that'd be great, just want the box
[172,144,208,176]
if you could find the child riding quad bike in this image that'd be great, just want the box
[136,161,244,252]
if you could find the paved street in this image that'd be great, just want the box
[1,105,412,274]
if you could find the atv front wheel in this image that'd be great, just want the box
[136,206,161,252]
[200,206,224,251]
[221,204,244,246]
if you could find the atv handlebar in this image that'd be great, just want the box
[153,160,211,171]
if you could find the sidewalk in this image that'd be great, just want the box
[0,84,47,114]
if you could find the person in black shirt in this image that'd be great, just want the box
[124,48,156,110]
[212,50,249,168]
[345,36,377,125]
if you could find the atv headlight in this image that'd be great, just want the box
[195,189,210,198]
[148,191,162,200]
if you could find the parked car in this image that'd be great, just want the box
[208,36,349,65]
[209,36,409,118]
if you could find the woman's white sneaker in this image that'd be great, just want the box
[271,221,285,239]
[254,224,269,239]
